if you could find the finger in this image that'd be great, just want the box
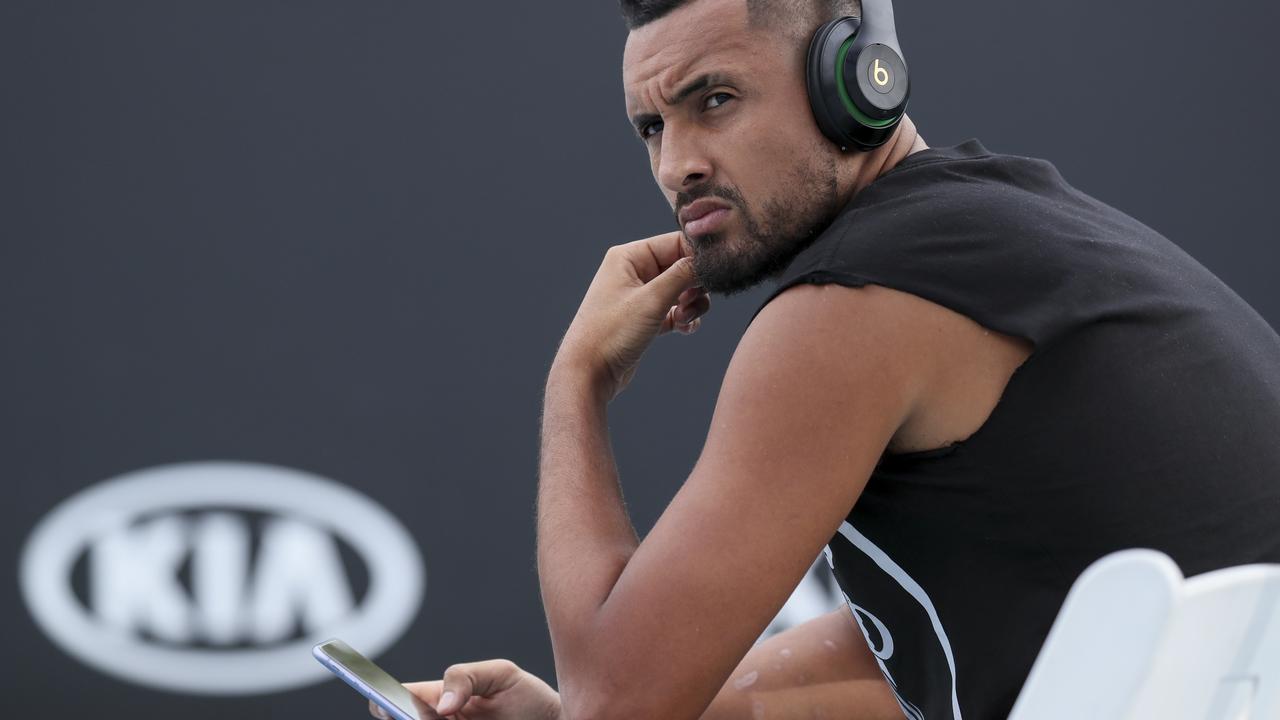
[660,305,678,335]
[368,699,390,719]
[675,294,711,325]
[396,681,444,720]
[678,285,708,306]
[437,659,523,715]
[638,230,691,269]
[619,230,689,282]
[664,305,702,335]
[647,255,699,309]
[403,680,443,705]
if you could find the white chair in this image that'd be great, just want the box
[1007,549,1280,720]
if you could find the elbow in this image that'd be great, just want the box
[562,695,653,720]
[554,621,701,720]
[559,675,696,720]
[560,683,615,720]
[560,693,606,720]
[559,673,636,720]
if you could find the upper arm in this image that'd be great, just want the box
[562,282,943,719]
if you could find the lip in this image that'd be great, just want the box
[679,199,733,236]
[684,208,730,237]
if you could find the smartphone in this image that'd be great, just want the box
[313,638,424,720]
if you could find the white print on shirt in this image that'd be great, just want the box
[828,522,964,720]
[847,599,926,720]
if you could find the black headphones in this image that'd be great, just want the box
[806,0,910,152]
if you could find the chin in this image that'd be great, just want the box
[687,229,724,249]
[691,257,765,298]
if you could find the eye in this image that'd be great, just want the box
[639,93,734,142]
[704,92,733,110]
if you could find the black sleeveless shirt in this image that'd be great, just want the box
[750,139,1280,719]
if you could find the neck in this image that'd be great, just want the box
[842,114,928,201]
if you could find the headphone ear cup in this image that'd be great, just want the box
[806,16,907,152]
[806,17,857,150]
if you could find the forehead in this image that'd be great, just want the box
[622,0,761,109]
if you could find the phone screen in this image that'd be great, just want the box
[313,638,423,720]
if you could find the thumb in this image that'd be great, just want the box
[436,665,476,716]
[435,660,523,715]
[647,255,699,305]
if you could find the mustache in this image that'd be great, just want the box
[674,186,743,224]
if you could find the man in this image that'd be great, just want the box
[375,0,1280,718]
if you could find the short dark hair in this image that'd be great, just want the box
[619,0,861,50]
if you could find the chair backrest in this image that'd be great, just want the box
[1125,561,1280,719]
[1007,549,1280,720]
[1007,549,1182,720]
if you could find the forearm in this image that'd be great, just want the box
[536,358,637,674]
[700,607,902,720]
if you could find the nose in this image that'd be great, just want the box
[656,125,712,194]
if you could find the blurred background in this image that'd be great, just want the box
[3,0,1277,717]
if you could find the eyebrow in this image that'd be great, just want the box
[628,72,732,137]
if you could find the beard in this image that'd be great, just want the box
[677,148,840,297]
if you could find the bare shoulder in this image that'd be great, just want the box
[743,281,1033,455]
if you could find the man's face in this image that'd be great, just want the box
[623,0,842,296]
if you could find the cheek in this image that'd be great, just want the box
[648,153,664,194]
[737,108,815,170]
[729,126,814,200]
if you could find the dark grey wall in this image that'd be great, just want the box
[3,1,1276,717]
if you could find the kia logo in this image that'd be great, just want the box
[18,461,425,695]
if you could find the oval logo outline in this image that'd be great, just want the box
[18,460,425,695]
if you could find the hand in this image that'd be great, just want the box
[367,658,561,720]
[556,230,712,401]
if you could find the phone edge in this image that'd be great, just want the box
[312,640,420,720]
